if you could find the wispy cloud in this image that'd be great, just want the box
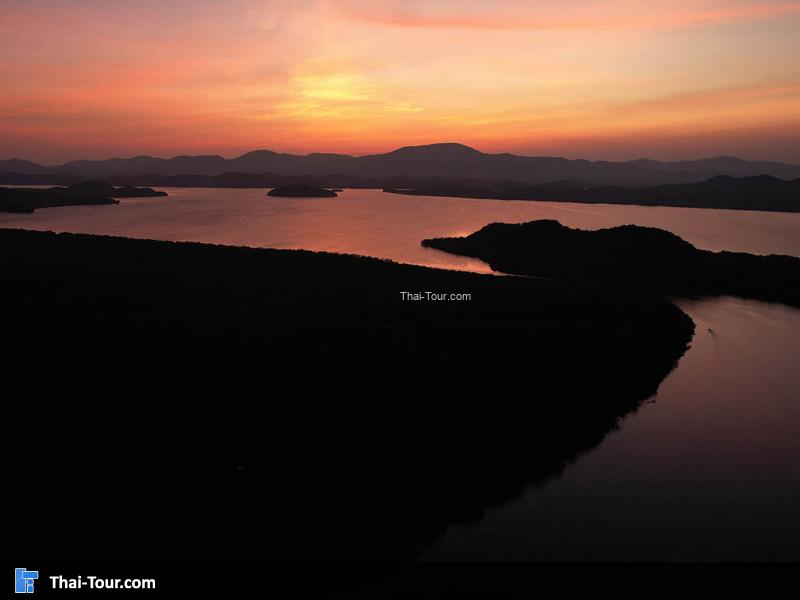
[336,1,800,31]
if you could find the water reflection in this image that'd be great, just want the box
[425,297,800,561]
[2,189,800,273]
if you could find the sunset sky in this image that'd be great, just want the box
[2,0,800,163]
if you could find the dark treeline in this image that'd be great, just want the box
[2,229,692,562]
[389,174,800,213]
[423,220,800,307]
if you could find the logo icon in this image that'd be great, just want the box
[15,568,39,594]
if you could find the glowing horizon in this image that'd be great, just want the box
[2,0,800,164]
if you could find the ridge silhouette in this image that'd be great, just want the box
[4,143,800,185]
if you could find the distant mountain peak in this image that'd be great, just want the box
[388,143,483,156]
[237,149,280,158]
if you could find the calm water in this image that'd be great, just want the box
[3,187,800,560]
[2,188,800,272]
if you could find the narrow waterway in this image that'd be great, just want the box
[425,297,800,561]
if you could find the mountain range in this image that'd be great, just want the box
[3,143,800,187]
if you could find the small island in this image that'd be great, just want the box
[0,180,167,213]
[49,180,168,198]
[267,184,338,197]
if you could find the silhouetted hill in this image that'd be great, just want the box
[627,156,800,181]
[390,174,800,212]
[4,144,800,186]
[2,229,692,562]
[422,220,800,306]
[60,155,230,178]
[0,159,54,174]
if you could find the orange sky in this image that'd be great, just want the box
[2,0,800,163]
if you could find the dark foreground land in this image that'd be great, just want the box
[2,229,692,562]
[423,220,800,307]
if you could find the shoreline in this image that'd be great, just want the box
[422,220,800,308]
[386,186,800,214]
[5,183,800,216]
